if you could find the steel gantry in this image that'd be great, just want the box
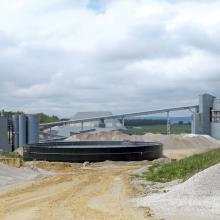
[40,105,199,132]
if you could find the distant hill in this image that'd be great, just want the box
[169,116,191,124]
[36,113,59,124]
[127,116,191,125]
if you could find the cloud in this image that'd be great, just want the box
[0,0,220,116]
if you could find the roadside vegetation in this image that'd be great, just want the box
[0,151,21,158]
[128,124,191,135]
[144,148,220,183]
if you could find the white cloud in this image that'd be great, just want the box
[0,0,220,116]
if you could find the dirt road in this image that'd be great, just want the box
[0,161,152,220]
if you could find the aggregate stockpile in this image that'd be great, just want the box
[66,131,220,158]
[135,163,220,220]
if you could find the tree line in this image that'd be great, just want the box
[2,111,59,124]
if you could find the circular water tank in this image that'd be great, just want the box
[24,141,163,162]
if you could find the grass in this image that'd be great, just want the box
[0,151,21,158]
[127,124,191,135]
[144,148,220,183]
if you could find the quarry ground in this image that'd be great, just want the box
[0,161,154,220]
[0,132,220,220]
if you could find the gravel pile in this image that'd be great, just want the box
[66,131,220,158]
[0,163,49,190]
[66,131,220,149]
[135,163,220,220]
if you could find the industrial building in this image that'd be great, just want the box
[0,114,39,151]
[1,93,220,152]
[44,111,123,138]
[39,94,220,141]
[192,94,220,139]
[0,116,11,151]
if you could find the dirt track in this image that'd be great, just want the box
[0,161,152,220]
[1,132,218,219]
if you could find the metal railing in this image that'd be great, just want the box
[40,105,199,134]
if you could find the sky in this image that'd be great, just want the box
[0,0,220,117]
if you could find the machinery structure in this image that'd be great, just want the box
[41,93,220,140]
[192,94,220,139]
[41,105,198,136]
[0,116,11,151]
[1,93,220,153]
[0,114,39,151]
[45,111,123,139]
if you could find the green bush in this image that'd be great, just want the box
[144,148,220,182]
[128,124,191,135]
[0,151,21,158]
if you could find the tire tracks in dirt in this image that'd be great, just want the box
[0,161,153,220]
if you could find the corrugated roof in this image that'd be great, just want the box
[71,111,113,120]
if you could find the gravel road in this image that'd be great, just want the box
[135,163,220,220]
[0,161,152,220]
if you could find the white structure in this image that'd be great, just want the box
[211,98,220,139]
[192,94,220,139]
[49,112,123,138]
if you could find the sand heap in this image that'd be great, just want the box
[66,130,131,142]
[66,131,220,158]
[0,163,48,190]
[135,163,220,220]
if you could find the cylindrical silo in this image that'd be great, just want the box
[12,115,19,149]
[18,115,27,147]
[27,114,39,144]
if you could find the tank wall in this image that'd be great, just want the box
[198,94,215,134]
[211,123,220,140]
[192,113,202,134]
[0,116,11,151]
[27,115,39,144]
[12,115,19,149]
[18,115,27,147]
[213,99,220,110]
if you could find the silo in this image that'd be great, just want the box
[18,115,27,147]
[211,98,220,140]
[27,114,39,144]
[0,116,11,151]
[12,115,19,149]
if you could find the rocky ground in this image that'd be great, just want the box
[0,132,219,220]
[134,163,220,220]
[0,163,49,191]
[0,161,153,220]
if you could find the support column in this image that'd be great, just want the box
[49,127,52,140]
[81,121,84,130]
[12,115,19,149]
[98,118,106,128]
[122,117,125,128]
[167,111,171,135]
[18,115,27,147]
